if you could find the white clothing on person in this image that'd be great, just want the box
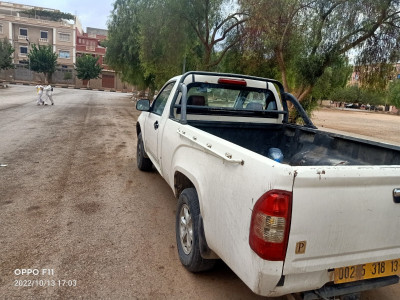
[44,85,54,105]
[35,85,44,105]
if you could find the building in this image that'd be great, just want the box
[0,1,76,69]
[75,26,129,90]
[0,1,133,91]
[349,64,400,87]
[76,26,106,66]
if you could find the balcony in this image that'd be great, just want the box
[18,35,28,40]
[86,46,96,51]
[39,38,48,43]
[18,52,27,57]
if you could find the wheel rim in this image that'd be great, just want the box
[179,204,193,255]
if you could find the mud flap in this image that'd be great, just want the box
[198,216,219,259]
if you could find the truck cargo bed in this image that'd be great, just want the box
[189,121,400,166]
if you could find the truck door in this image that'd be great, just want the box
[143,82,175,169]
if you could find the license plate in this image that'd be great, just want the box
[334,259,400,284]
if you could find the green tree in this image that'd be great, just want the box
[241,0,400,101]
[356,63,396,91]
[28,44,57,83]
[22,9,75,21]
[330,86,363,103]
[0,38,14,70]
[75,55,102,88]
[219,37,279,79]
[138,0,189,87]
[106,0,154,90]
[106,0,248,90]
[330,86,385,106]
[311,58,353,101]
[170,0,248,70]
[388,80,400,109]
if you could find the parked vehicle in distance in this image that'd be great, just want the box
[345,103,360,109]
[135,71,400,298]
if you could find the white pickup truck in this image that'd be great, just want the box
[135,71,400,299]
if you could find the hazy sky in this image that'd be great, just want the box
[7,0,115,30]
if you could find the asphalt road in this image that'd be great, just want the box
[0,85,398,299]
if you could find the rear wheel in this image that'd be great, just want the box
[176,188,216,272]
[137,132,153,171]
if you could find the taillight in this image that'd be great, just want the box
[249,190,292,261]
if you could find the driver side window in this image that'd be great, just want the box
[152,82,175,116]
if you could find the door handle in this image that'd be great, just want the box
[394,188,400,204]
[154,121,159,130]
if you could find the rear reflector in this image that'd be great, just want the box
[249,190,292,261]
[218,78,247,86]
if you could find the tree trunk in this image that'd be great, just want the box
[203,47,212,71]
[275,48,290,92]
[47,72,52,84]
[297,85,313,102]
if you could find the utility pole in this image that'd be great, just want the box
[25,37,32,83]
[25,37,30,71]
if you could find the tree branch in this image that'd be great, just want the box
[338,3,391,54]
[311,1,343,55]
[207,35,242,68]
[211,12,247,43]
[212,17,248,46]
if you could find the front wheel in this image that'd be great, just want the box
[176,188,216,272]
[137,132,153,171]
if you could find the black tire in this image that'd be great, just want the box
[176,188,216,272]
[137,132,153,171]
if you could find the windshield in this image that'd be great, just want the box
[185,83,277,110]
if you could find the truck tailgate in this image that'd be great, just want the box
[283,166,400,279]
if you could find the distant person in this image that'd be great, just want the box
[44,85,54,105]
[35,85,44,105]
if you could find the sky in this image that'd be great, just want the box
[7,0,115,30]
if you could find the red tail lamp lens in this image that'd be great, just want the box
[249,190,292,261]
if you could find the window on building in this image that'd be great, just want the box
[59,50,70,59]
[59,33,70,42]
[19,28,27,36]
[40,31,48,39]
[20,46,28,55]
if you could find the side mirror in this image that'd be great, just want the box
[136,99,150,111]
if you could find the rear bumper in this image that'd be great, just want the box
[303,276,399,300]
[258,269,399,297]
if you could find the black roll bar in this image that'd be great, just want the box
[178,83,188,125]
[283,93,317,129]
[170,71,315,128]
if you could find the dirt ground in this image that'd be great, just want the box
[312,107,400,146]
[0,85,399,300]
